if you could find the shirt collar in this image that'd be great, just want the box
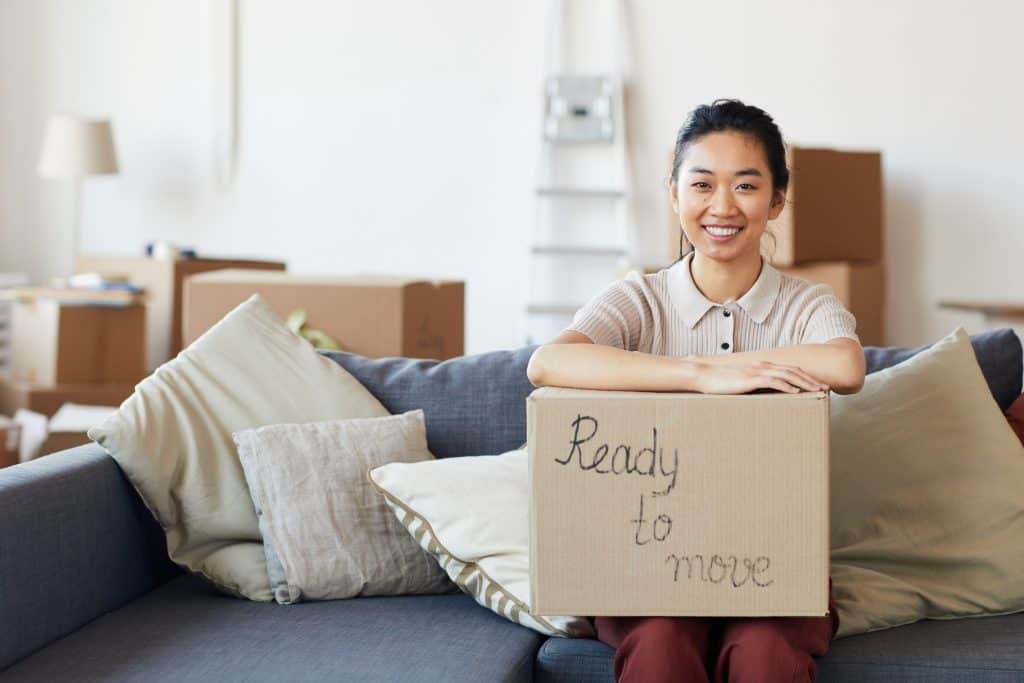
[667,250,781,329]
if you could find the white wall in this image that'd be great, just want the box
[1,0,1022,354]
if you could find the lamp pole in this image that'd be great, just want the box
[71,176,82,275]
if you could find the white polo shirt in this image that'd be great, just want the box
[566,251,860,356]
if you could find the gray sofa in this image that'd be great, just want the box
[2,331,1024,682]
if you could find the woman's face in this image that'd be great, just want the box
[670,131,785,263]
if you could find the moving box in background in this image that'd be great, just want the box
[0,380,134,418]
[76,256,286,372]
[36,403,117,458]
[777,261,885,347]
[527,387,829,617]
[11,299,146,386]
[0,417,19,468]
[770,147,882,267]
[184,270,465,360]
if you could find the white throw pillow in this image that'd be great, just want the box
[369,449,595,638]
[89,295,390,601]
[830,327,1024,636]
[233,410,454,604]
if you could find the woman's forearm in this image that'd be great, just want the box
[695,342,865,394]
[527,343,703,392]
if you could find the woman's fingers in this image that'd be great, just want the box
[772,365,828,392]
[790,366,828,389]
[762,376,800,393]
[763,367,816,392]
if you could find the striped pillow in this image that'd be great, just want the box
[368,449,594,638]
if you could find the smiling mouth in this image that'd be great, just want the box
[703,224,744,238]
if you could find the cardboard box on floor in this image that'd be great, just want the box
[0,419,19,468]
[36,404,117,458]
[0,378,134,418]
[75,256,286,372]
[778,261,885,346]
[183,270,465,360]
[527,387,829,617]
[11,299,146,386]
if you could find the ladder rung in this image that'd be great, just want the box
[536,187,626,199]
[531,244,627,257]
[526,304,581,315]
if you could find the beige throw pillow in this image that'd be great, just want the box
[830,326,1024,636]
[369,449,595,638]
[233,410,454,604]
[88,295,390,601]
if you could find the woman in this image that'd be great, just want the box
[527,99,865,682]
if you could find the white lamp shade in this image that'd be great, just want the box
[37,114,119,178]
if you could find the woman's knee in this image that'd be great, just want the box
[716,622,820,682]
[616,618,712,682]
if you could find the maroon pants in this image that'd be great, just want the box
[594,581,838,683]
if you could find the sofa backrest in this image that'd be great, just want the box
[322,345,540,458]
[324,328,1022,458]
[865,328,1021,411]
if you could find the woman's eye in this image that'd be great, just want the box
[736,183,757,191]
[691,182,711,189]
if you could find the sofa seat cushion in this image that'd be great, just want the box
[533,614,1024,682]
[534,637,615,683]
[2,575,543,683]
[818,613,1024,682]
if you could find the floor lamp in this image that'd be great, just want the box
[37,114,120,275]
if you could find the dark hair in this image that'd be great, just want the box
[669,99,789,262]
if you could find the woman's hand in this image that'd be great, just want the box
[690,359,829,395]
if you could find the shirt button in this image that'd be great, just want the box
[723,310,731,317]
[721,342,730,350]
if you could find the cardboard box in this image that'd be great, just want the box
[0,420,19,468]
[769,147,882,266]
[11,299,146,385]
[527,387,829,617]
[37,431,89,456]
[0,378,134,418]
[183,270,465,360]
[76,256,286,371]
[36,403,117,457]
[777,261,885,346]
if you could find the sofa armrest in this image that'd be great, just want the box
[0,444,179,671]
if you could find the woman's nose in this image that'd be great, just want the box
[709,187,736,216]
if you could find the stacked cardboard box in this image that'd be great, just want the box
[1,257,288,460]
[771,147,885,346]
[36,404,118,457]
[0,291,145,418]
[183,270,465,361]
[76,256,286,372]
[0,416,19,468]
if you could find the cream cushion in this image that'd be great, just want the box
[233,410,453,604]
[830,327,1024,636]
[369,449,595,638]
[88,295,389,601]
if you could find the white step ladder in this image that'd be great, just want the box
[523,0,635,345]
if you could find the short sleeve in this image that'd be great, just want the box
[564,275,652,351]
[797,284,860,345]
